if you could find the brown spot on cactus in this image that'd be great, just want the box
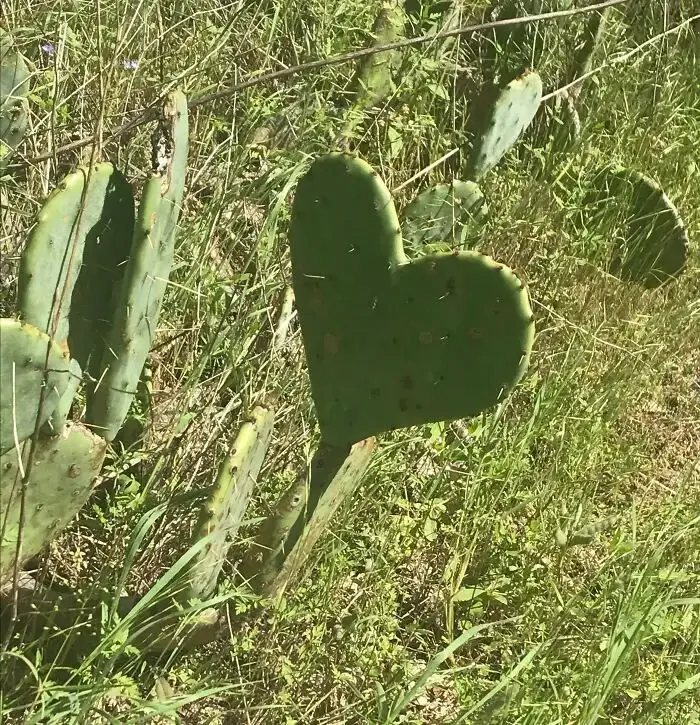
[324,332,340,355]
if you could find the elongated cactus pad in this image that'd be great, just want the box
[0,318,72,455]
[466,70,542,180]
[402,180,488,251]
[482,1,573,81]
[0,422,106,586]
[0,31,30,163]
[87,91,188,441]
[289,152,535,445]
[17,163,128,349]
[69,168,135,383]
[337,2,405,145]
[583,167,690,288]
[186,405,275,600]
[242,437,376,598]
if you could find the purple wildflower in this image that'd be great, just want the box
[41,42,55,56]
[122,59,139,70]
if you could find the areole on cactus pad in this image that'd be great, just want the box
[289,152,535,445]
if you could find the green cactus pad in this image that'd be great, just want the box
[482,1,573,80]
[351,2,405,108]
[0,31,30,163]
[0,318,72,455]
[289,152,535,446]
[338,2,405,144]
[44,358,83,435]
[402,180,488,251]
[0,422,106,586]
[186,405,275,600]
[17,163,127,349]
[69,168,135,383]
[583,167,690,288]
[242,437,376,598]
[87,90,188,441]
[466,69,542,180]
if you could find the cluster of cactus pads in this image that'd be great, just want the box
[402,69,543,250]
[0,91,189,587]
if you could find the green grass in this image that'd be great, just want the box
[1,1,699,723]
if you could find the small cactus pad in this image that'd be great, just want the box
[401,180,488,251]
[44,358,83,435]
[466,70,542,180]
[482,1,573,81]
[0,31,30,163]
[583,167,689,288]
[87,90,188,441]
[289,152,535,445]
[0,421,106,586]
[17,163,127,349]
[0,318,72,455]
[242,437,376,598]
[186,405,275,600]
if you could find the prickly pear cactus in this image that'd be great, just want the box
[185,405,275,601]
[0,318,72,455]
[242,437,376,598]
[338,2,406,144]
[69,168,135,383]
[87,90,188,441]
[0,31,30,165]
[45,358,83,435]
[0,422,106,586]
[583,167,690,288]
[17,163,132,350]
[402,180,488,251]
[289,152,535,445]
[481,1,573,81]
[466,70,542,180]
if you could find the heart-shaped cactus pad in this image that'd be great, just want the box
[289,152,535,445]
